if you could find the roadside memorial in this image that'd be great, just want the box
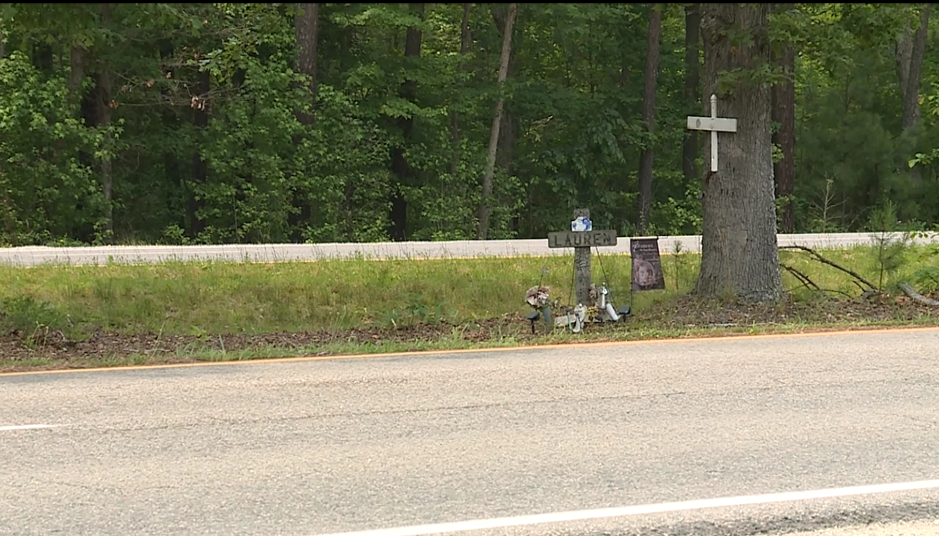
[629,237,666,291]
[525,209,631,334]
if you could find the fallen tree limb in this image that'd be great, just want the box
[781,263,819,291]
[899,282,939,306]
[781,263,854,298]
[779,245,879,291]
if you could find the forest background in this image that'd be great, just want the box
[1,2,937,247]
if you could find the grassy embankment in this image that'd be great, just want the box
[0,240,937,372]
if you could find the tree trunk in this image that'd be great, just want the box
[694,3,782,303]
[478,3,516,240]
[96,69,114,241]
[895,4,930,186]
[681,4,701,186]
[189,70,210,238]
[295,2,320,125]
[389,3,424,242]
[771,3,796,233]
[636,4,661,235]
[290,2,321,240]
[491,4,520,235]
[449,3,472,176]
[899,4,930,132]
[0,16,6,58]
[68,46,85,99]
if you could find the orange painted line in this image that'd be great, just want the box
[1,325,936,378]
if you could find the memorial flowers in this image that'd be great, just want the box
[525,285,550,308]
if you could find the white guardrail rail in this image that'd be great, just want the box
[0,233,936,267]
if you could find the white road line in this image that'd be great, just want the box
[0,424,60,431]
[315,479,939,536]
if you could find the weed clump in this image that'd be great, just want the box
[0,295,88,348]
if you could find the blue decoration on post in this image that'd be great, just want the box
[571,216,592,232]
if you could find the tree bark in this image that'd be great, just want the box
[295,2,320,125]
[68,46,85,98]
[389,3,424,242]
[189,70,210,238]
[477,2,516,240]
[771,3,796,233]
[0,16,6,58]
[694,3,782,303]
[682,4,701,187]
[636,4,661,235]
[449,2,472,176]
[899,4,930,132]
[491,4,520,234]
[95,69,114,240]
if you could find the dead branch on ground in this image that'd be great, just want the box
[779,245,879,292]
[781,263,854,298]
[899,282,939,306]
[781,263,820,291]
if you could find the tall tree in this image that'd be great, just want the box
[189,70,210,237]
[771,3,796,233]
[897,4,930,133]
[449,3,471,176]
[682,4,701,188]
[478,2,517,240]
[491,4,520,235]
[637,3,662,234]
[694,3,783,302]
[390,3,425,242]
[295,2,320,125]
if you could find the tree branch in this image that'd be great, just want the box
[779,245,878,291]
[899,282,939,306]
[781,263,820,291]
[781,263,854,298]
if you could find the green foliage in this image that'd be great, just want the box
[0,2,937,244]
[0,295,85,346]
[0,52,98,245]
[867,200,912,291]
[379,293,455,328]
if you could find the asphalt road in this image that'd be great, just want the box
[1,232,937,266]
[2,329,939,536]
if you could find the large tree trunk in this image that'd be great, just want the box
[694,3,782,303]
[389,3,424,242]
[682,4,701,187]
[477,2,516,240]
[295,2,320,125]
[771,3,796,233]
[448,3,472,176]
[636,4,661,235]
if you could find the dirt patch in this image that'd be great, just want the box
[1,293,937,372]
[0,315,528,369]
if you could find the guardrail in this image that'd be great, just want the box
[0,232,935,267]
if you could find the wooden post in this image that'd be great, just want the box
[547,212,617,313]
[573,208,591,305]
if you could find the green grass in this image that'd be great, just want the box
[0,241,937,373]
[0,254,633,334]
[0,243,937,336]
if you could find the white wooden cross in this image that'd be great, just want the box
[686,94,737,172]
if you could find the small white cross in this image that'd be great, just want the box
[686,94,737,172]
